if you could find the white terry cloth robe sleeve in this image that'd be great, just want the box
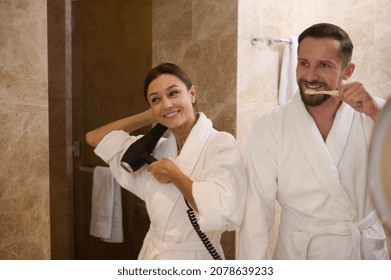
[182,118,246,234]
[237,93,388,260]
[94,113,247,259]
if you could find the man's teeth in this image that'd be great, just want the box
[307,84,321,89]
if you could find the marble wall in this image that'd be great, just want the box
[152,0,238,136]
[0,0,50,259]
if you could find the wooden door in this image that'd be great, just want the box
[72,0,152,259]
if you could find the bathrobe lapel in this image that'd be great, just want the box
[326,101,354,166]
[148,132,181,237]
[292,94,357,217]
[149,113,213,237]
[175,113,213,176]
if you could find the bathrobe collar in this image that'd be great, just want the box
[291,93,357,218]
[149,113,214,237]
[326,101,354,166]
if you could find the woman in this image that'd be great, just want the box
[86,63,247,259]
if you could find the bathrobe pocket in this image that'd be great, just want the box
[273,223,309,259]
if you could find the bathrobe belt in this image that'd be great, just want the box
[280,209,378,259]
[145,227,221,259]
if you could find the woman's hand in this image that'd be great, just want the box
[147,158,177,184]
[147,158,198,211]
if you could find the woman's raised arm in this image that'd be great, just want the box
[85,109,154,148]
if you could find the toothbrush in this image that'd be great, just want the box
[305,89,339,96]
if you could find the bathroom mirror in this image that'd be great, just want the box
[368,99,391,232]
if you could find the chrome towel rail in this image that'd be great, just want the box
[251,34,292,46]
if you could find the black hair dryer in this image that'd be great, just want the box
[120,123,168,172]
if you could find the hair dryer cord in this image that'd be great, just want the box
[184,199,222,260]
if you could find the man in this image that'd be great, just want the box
[237,23,389,259]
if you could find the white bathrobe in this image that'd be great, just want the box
[95,113,247,259]
[237,93,389,260]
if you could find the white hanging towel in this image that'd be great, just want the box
[90,166,124,243]
[278,36,299,105]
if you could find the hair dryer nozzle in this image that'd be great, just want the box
[120,161,134,173]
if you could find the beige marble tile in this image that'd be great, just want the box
[0,0,49,260]
[238,42,281,103]
[199,102,236,135]
[376,0,391,24]
[152,0,192,41]
[353,46,391,100]
[0,0,46,28]
[238,0,261,40]
[153,39,237,105]
[193,0,237,40]
[0,111,50,259]
[0,25,48,110]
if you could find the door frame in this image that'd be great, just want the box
[47,0,75,259]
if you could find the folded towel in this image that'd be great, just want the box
[278,36,299,105]
[90,166,124,243]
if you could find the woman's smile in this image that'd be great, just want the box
[163,110,180,118]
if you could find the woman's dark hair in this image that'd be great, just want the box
[143,63,193,101]
[298,23,353,67]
